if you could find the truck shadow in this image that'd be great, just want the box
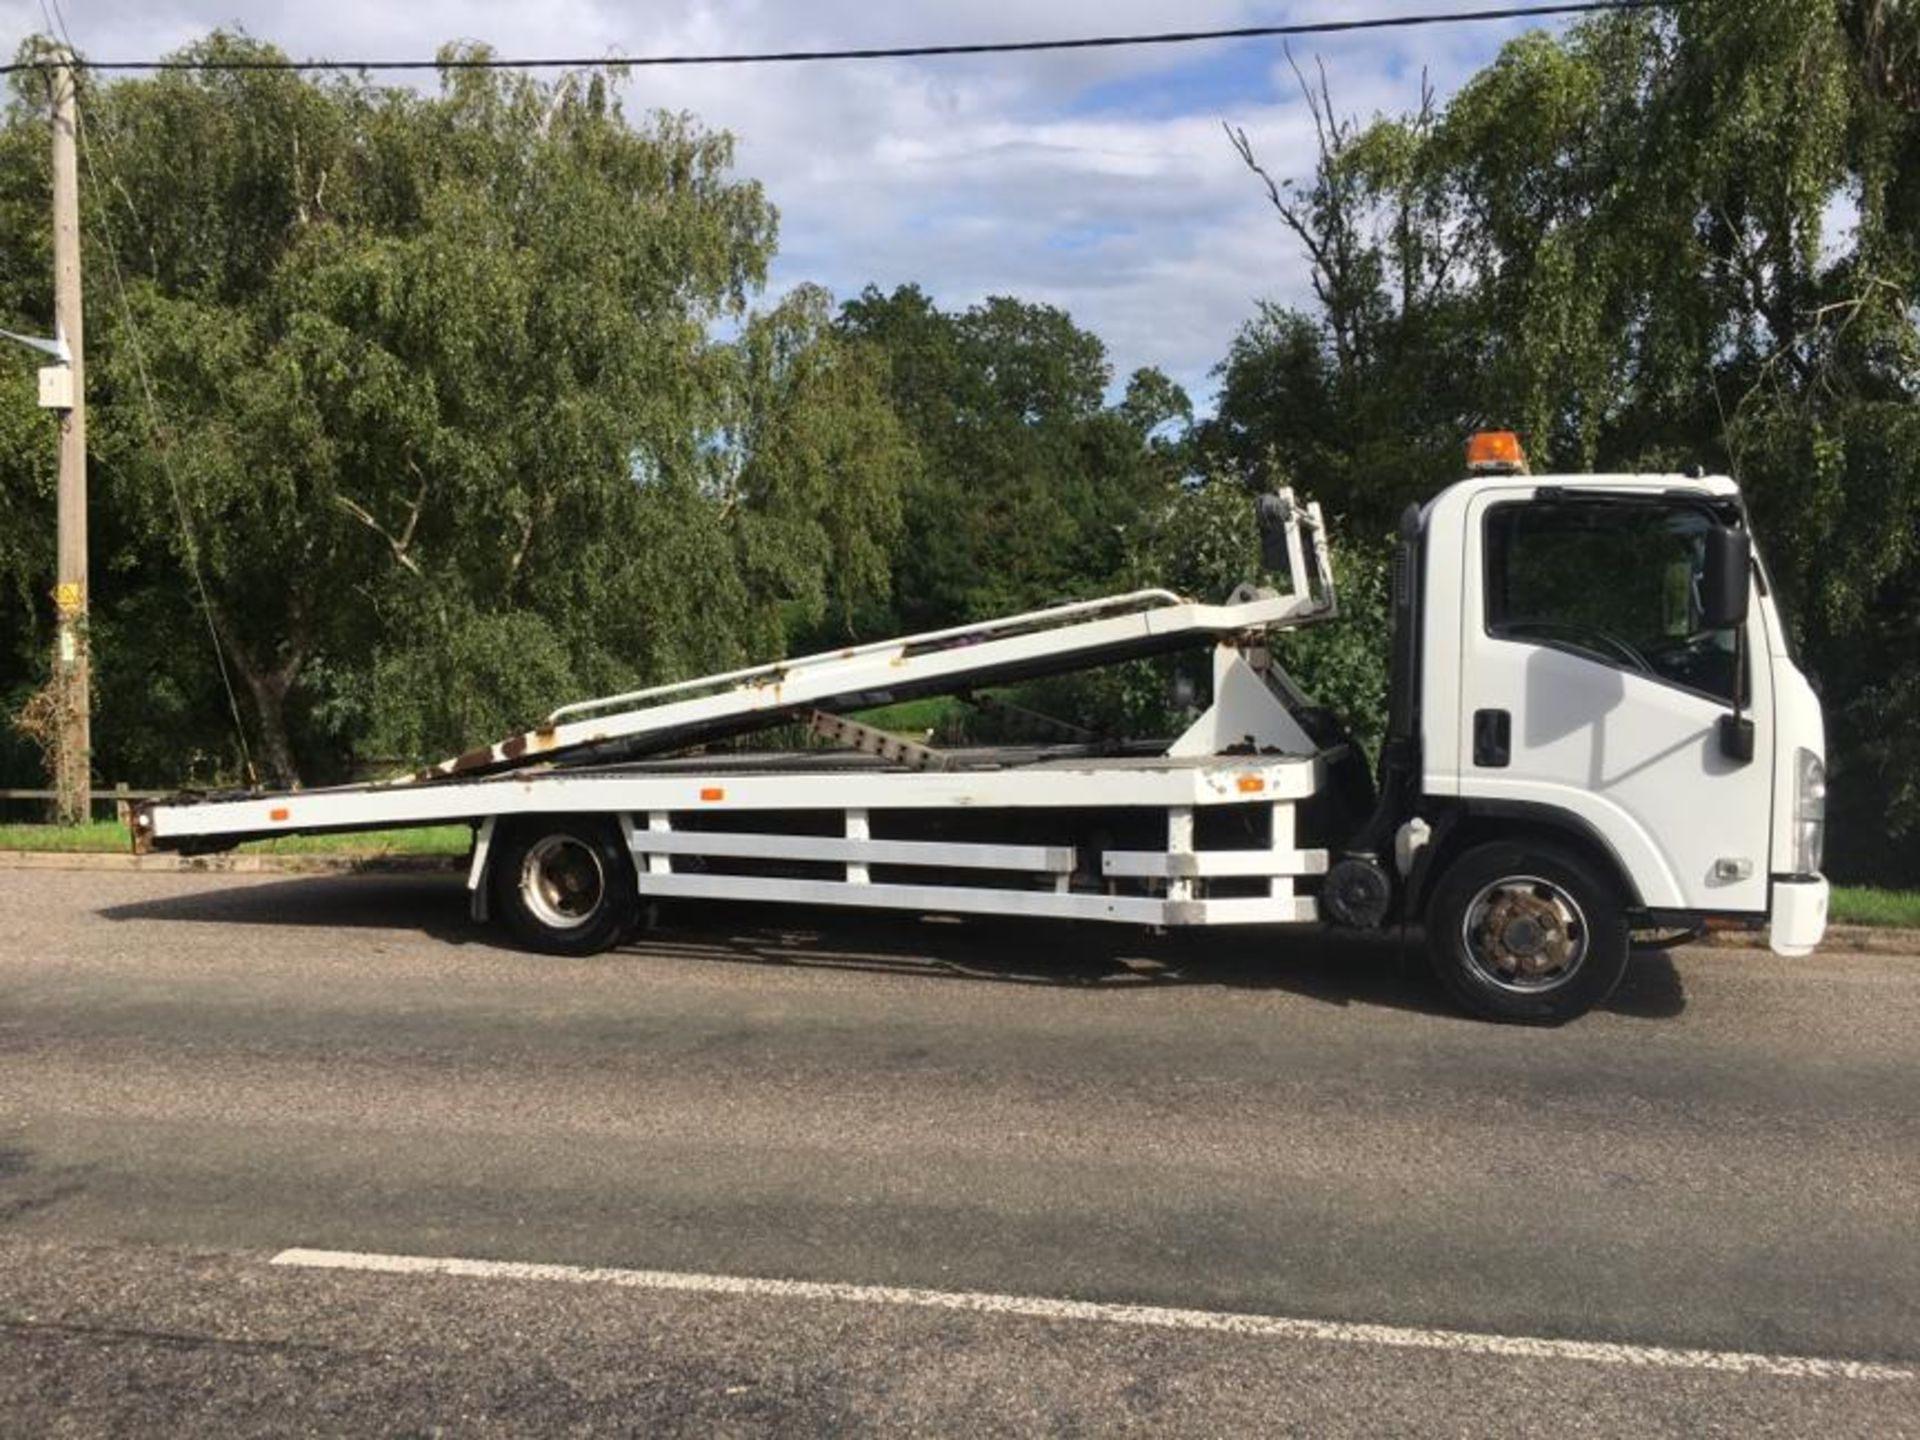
[97,873,1687,1022]
[646,903,1687,1022]
[96,872,480,948]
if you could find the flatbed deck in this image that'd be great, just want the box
[138,746,1329,851]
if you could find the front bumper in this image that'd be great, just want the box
[1769,875,1829,956]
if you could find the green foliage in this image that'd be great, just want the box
[0,820,135,851]
[719,284,912,646]
[1208,74,1479,538]
[0,819,468,854]
[838,284,1186,628]
[1123,473,1261,601]
[361,605,579,765]
[1829,885,1920,929]
[1274,540,1392,763]
[0,34,907,782]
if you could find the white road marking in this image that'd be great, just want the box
[271,1247,1913,1383]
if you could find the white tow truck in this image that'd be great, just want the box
[134,433,1830,1022]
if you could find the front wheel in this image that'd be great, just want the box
[492,816,638,955]
[1425,840,1629,1024]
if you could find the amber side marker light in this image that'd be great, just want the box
[1466,430,1528,475]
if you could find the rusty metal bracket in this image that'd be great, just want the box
[806,710,949,771]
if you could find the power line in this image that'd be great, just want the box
[2,2,1672,76]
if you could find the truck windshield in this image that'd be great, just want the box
[1485,499,1742,703]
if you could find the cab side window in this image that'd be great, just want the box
[1485,500,1741,702]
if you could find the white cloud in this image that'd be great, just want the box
[6,0,1578,406]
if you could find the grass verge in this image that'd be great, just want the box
[1830,886,1920,929]
[0,820,471,857]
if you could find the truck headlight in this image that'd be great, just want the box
[1793,748,1826,876]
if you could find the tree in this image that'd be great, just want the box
[1,34,914,783]
[1206,60,1482,538]
[839,284,1187,628]
[108,39,775,783]
[717,283,913,650]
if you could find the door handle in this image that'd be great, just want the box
[1473,708,1511,768]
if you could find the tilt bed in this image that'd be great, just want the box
[136,433,1829,1023]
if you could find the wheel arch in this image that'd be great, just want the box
[1408,801,1645,919]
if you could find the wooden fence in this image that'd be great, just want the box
[0,784,169,822]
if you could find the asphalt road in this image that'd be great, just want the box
[2,868,1916,1435]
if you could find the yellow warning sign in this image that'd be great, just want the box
[54,581,81,614]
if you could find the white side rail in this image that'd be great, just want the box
[548,589,1184,726]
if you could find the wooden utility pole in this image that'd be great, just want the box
[49,54,89,824]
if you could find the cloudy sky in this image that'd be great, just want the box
[4,1,1581,408]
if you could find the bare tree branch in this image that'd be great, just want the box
[334,492,424,576]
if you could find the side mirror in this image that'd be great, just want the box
[1718,713,1756,764]
[1701,524,1750,629]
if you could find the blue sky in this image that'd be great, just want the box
[2,1,1582,408]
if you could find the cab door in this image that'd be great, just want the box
[1455,489,1771,914]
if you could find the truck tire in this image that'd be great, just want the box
[492,816,639,956]
[1424,840,1629,1024]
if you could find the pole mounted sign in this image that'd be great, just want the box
[0,321,74,409]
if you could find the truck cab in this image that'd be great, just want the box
[1355,438,1829,1019]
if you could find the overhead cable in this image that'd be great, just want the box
[1,3,1675,76]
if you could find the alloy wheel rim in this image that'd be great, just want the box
[520,835,606,930]
[1460,875,1589,993]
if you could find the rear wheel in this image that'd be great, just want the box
[493,816,638,955]
[1425,840,1629,1023]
